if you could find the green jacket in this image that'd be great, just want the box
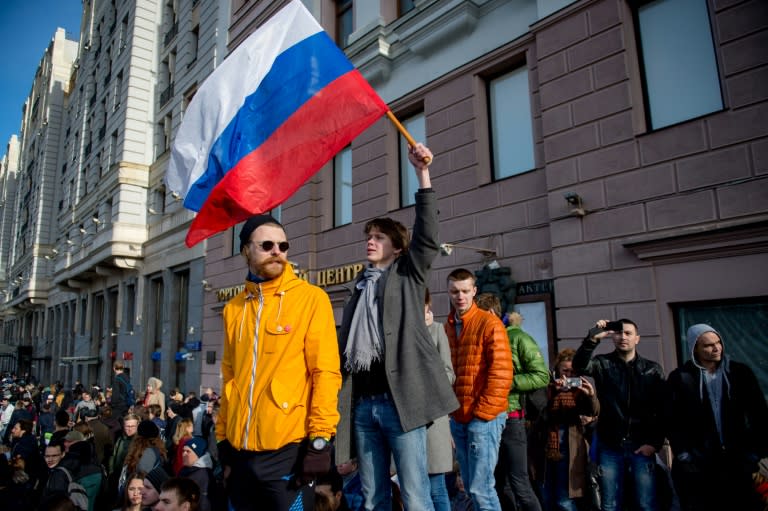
[506,325,549,412]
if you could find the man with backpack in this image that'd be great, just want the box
[111,362,134,419]
[39,435,105,511]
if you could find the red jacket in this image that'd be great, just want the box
[446,303,513,423]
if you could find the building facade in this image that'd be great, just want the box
[0,0,765,399]
[199,0,767,395]
[0,0,230,393]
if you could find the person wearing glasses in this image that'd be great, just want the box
[216,214,342,511]
[43,441,64,469]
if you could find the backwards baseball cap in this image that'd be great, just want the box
[239,214,283,252]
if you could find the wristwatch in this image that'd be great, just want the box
[310,436,330,450]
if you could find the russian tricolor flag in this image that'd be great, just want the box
[166,0,388,247]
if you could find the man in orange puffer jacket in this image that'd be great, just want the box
[445,268,513,511]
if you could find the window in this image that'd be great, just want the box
[125,283,136,332]
[190,24,200,64]
[636,0,722,129]
[173,268,190,389]
[119,15,128,51]
[148,276,164,376]
[336,0,353,47]
[110,130,119,166]
[673,299,768,401]
[399,0,415,16]
[399,112,425,207]
[489,66,535,179]
[158,114,172,156]
[334,145,352,226]
[182,85,198,116]
[232,221,246,257]
[114,71,123,110]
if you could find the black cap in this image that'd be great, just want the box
[239,214,283,252]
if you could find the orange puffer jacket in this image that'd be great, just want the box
[446,303,513,423]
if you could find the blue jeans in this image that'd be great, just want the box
[354,394,434,511]
[451,413,507,511]
[597,440,657,511]
[430,473,451,511]
[543,427,578,511]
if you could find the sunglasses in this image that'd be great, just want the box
[251,240,290,252]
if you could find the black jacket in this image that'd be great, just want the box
[665,359,768,470]
[573,338,665,450]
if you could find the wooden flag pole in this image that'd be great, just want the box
[386,111,432,164]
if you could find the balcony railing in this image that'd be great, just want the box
[160,83,174,106]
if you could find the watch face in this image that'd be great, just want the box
[312,438,327,450]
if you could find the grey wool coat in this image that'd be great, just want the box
[335,189,459,462]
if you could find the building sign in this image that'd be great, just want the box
[214,263,364,302]
[516,279,554,296]
[315,263,364,287]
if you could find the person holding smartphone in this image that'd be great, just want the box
[573,319,665,511]
[541,348,600,511]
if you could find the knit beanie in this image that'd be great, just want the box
[239,214,283,251]
[137,419,160,438]
[187,436,208,458]
[145,466,170,492]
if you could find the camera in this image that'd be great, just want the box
[565,377,582,388]
[605,320,623,333]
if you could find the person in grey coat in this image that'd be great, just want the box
[337,143,458,511]
[425,289,455,511]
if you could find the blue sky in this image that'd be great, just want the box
[0,1,82,154]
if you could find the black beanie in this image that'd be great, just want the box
[137,419,159,438]
[239,214,283,252]
[145,466,170,492]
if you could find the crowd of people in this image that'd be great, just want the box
[1,142,767,511]
[0,370,222,511]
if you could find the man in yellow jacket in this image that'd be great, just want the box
[217,214,342,511]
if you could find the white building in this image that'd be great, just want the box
[0,0,230,392]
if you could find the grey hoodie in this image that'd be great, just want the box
[685,323,730,441]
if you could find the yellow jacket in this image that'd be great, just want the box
[216,265,341,452]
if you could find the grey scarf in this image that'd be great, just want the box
[344,267,385,373]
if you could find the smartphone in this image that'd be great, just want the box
[605,320,623,333]
[566,377,582,388]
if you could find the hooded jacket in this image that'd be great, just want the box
[665,324,768,468]
[145,377,166,418]
[217,263,341,452]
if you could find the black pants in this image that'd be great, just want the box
[226,442,313,511]
[495,417,543,511]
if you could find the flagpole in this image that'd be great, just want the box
[386,111,432,164]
